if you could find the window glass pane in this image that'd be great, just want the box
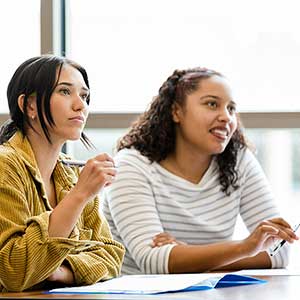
[68,128,300,267]
[0,0,40,113]
[238,129,300,267]
[67,128,127,159]
[68,0,300,112]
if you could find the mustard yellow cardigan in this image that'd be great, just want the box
[0,131,125,292]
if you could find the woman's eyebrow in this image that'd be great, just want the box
[200,95,236,105]
[200,95,220,100]
[56,82,89,91]
[57,81,72,86]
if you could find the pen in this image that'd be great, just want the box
[60,159,86,167]
[270,223,300,256]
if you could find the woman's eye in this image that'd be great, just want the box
[59,88,70,95]
[207,101,217,108]
[228,105,236,114]
[81,93,89,101]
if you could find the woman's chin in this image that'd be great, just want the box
[67,133,82,141]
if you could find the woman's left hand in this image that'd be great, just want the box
[47,265,75,285]
[151,232,187,247]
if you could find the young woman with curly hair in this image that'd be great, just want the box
[103,67,296,274]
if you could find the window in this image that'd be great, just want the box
[68,0,300,112]
[0,0,40,113]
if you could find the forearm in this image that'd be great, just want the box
[48,189,87,238]
[168,241,258,273]
[63,200,125,285]
[49,153,116,238]
[213,251,271,271]
[0,216,76,292]
[65,245,124,285]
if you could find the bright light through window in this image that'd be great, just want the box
[68,0,300,112]
[0,1,40,113]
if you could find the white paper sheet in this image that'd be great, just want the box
[49,273,222,294]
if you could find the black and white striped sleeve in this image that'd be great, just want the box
[239,149,290,268]
[104,150,175,274]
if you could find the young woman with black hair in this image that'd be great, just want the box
[103,67,297,274]
[0,55,124,292]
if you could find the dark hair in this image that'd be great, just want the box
[0,55,93,148]
[117,67,247,195]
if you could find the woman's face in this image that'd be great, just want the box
[47,64,89,144]
[172,75,237,157]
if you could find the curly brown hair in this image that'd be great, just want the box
[117,67,247,195]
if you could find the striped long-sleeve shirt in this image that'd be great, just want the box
[103,147,289,274]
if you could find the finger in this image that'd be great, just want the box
[99,160,115,168]
[94,153,114,164]
[276,228,298,243]
[268,217,292,229]
[86,160,117,174]
[259,225,295,243]
[101,167,117,176]
[282,227,299,240]
[152,234,173,242]
[153,237,175,244]
[103,174,115,185]
[152,239,174,247]
[257,224,280,237]
[264,219,298,241]
[153,233,171,239]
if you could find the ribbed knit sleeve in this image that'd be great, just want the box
[0,150,124,292]
[0,182,91,292]
[64,199,125,285]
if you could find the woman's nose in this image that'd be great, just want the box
[218,108,232,122]
[73,94,87,111]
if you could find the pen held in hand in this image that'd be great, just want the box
[60,159,86,167]
[269,223,300,256]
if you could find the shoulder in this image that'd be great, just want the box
[115,148,152,167]
[236,147,259,168]
[0,144,25,183]
[0,143,23,169]
[112,148,156,181]
[236,147,267,182]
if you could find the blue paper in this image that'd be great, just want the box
[181,274,266,292]
[215,274,267,288]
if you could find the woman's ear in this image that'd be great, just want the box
[171,103,182,123]
[17,94,37,120]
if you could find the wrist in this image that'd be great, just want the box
[240,238,256,257]
[68,186,93,205]
[61,262,75,285]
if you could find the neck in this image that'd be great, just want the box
[160,145,212,184]
[26,130,62,182]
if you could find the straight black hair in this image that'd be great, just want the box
[0,55,93,148]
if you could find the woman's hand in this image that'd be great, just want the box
[73,153,116,203]
[243,217,298,257]
[47,265,74,285]
[151,232,187,247]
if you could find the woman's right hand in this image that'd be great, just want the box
[151,232,187,247]
[243,217,298,257]
[47,265,74,285]
[72,153,116,203]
